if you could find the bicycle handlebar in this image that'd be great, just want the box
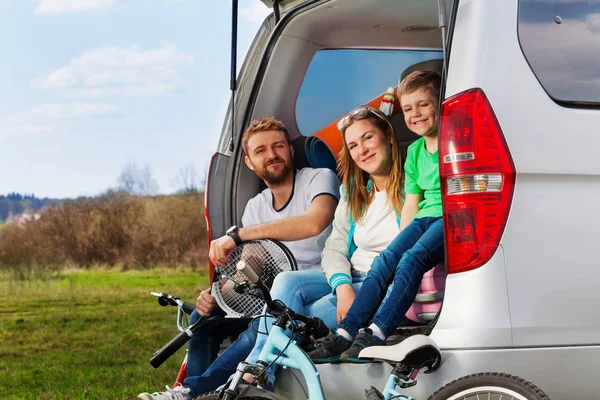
[181,302,196,315]
[236,262,329,339]
[150,328,192,368]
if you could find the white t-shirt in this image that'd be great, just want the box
[350,189,400,274]
[241,168,340,270]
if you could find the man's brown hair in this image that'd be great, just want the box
[397,70,442,101]
[242,117,291,155]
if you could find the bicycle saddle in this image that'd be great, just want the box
[358,334,442,372]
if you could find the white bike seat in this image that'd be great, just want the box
[358,334,442,372]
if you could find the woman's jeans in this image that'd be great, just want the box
[339,216,445,338]
[244,268,367,384]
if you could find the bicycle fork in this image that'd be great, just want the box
[365,363,420,400]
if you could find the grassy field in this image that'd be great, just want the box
[0,268,209,400]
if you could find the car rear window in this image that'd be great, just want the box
[296,49,443,136]
[518,0,600,106]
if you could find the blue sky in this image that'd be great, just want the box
[0,0,270,199]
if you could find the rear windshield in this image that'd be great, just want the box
[518,0,600,106]
[296,49,443,136]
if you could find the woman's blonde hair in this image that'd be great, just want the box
[337,107,404,222]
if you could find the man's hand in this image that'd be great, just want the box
[209,235,237,266]
[336,284,356,324]
[196,288,217,317]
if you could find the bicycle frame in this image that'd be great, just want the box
[225,323,419,400]
[257,324,325,400]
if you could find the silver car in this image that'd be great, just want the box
[205,0,600,398]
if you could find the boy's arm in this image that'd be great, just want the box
[399,193,421,231]
[210,194,337,266]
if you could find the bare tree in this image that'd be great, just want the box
[117,162,159,195]
[172,163,205,193]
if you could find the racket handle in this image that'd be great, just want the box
[236,261,259,284]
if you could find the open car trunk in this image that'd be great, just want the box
[209,1,453,399]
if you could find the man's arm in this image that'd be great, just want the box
[240,194,337,241]
[209,194,337,266]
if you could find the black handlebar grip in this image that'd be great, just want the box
[181,302,196,315]
[149,329,192,368]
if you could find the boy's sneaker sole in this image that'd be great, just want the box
[340,328,386,363]
[311,355,341,364]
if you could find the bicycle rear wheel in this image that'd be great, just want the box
[428,372,549,400]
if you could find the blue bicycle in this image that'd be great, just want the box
[196,261,442,400]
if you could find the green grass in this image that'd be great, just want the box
[0,268,209,400]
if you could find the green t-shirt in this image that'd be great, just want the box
[404,137,442,219]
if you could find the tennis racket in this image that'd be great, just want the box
[211,239,297,317]
[149,239,297,368]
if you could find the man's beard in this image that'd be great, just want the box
[255,158,293,186]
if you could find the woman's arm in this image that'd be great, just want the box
[321,190,353,287]
[321,189,357,322]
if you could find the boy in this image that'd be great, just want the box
[308,70,445,363]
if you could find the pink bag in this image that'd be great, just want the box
[404,262,445,324]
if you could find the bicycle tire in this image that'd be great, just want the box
[193,386,288,400]
[428,372,550,400]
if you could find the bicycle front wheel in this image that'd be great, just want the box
[428,373,549,400]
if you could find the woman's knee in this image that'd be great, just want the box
[271,270,296,294]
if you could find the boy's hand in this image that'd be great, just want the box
[209,235,237,266]
[336,284,356,323]
[196,288,217,317]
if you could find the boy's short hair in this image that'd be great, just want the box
[397,70,442,101]
[242,117,291,155]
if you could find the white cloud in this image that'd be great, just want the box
[29,147,61,154]
[34,0,116,14]
[33,0,184,14]
[0,124,57,139]
[240,0,271,24]
[1,102,121,140]
[586,13,600,34]
[18,102,122,120]
[32,42,194,98]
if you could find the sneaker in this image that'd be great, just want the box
[306,332,352,364]
[340,328,386,363]
[137,385,191,400]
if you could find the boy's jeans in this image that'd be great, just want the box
[183,309,256,397]
[339,217,445,338]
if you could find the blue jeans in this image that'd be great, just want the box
[244,268,366,383]
[183,308,256,397]
[339,217,445,338]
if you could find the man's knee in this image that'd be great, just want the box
[235,326,258,349]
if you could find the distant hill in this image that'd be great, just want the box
[0,193,60,222]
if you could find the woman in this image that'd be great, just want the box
[243,105,405,382]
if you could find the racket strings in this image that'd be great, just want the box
[214,240,294,317]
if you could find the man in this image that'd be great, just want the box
[139,116,339,400]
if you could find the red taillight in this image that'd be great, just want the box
[440,89,516,274]
[205,153,216,281]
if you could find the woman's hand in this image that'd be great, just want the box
[336,284,356,324]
